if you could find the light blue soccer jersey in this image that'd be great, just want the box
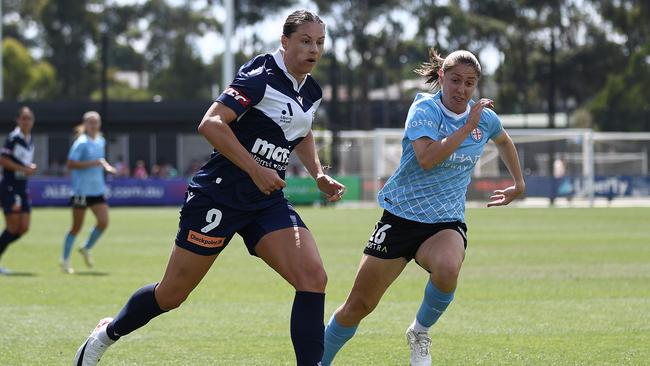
[68,134,107,196]
[378,91,503,223]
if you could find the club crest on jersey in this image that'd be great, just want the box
[471,128,483,142]
[224,87,251,107]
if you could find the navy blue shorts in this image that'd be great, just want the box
[175,190,308,256]
[0,184,31,214]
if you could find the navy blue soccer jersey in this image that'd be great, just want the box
[189,49,322,210]
[1,127,35,189]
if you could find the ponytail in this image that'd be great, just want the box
[73,124,85,139]
[414,49,445,91]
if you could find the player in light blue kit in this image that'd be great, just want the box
[61,111,116,274]
[322,49,525,365]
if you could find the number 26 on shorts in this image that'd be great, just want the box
[369,223,392,244]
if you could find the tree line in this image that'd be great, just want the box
[2,0,649,131]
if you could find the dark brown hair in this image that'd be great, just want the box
[16,106,33,119]
[415,49,482,90]
[283,10,324,37]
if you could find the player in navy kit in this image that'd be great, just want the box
[0,106,37,275]
[322,50,525,366]
[74,10,344,366]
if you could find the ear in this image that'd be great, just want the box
[281,34,289,50]
[438,68,444,81]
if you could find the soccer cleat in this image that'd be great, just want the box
[78,247,94,268]
[61,261,75,274]
[74,317,115,366]
[0,266,12,275]
[406,326,432,366]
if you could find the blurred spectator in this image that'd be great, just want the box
[160,163,178,178]
[150,163,162,178]
[133,160,148,179]
[114,156,130,177]
[185,159,201,177]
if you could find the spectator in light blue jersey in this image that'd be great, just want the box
[323,49,526,366]
[61,111,116,274]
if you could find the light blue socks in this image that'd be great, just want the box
[415,280,455,330]
[82,227,104,250]
[322,314,358,366]
[62,232,76,261]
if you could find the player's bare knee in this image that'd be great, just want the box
[293,265,327,292]
[343,296,376,321]
[96,220,109,231]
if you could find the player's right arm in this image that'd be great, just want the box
[197,102,285,195]
[412,98,493,170]
[0,138,37,175]
[0,156,37,176]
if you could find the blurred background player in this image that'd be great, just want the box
[322,49,525,366]
[0,106,37,275]
[61,111,116,274]
[74,10,345,366]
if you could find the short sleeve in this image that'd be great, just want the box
[68,139,85,161]
[404,102,441,142]
[215,56,268,116]
[1,136,15,157]
[486,109,504,140]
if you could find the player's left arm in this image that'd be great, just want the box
[489,130,526,207]
[294,130,346,202]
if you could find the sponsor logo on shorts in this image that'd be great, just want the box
[187,230,225,248]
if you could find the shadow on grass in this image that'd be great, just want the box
[74,271,110,276]
[3,271,38,277]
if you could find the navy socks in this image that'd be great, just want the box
[0,230,20,259]
[290,291,325,366]
[106,283,166,341]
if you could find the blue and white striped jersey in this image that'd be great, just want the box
[1,127,34,189]
[378,91,503,223]
[190,49,322,210]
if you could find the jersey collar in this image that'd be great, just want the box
[273,48,308,92]
[12,127,31,142]
[434,91,470,120]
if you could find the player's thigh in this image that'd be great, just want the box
[19,212,30,233]
[337,254,407,326]
[156,244,219,310]
[255,226,326,292]
[414,229,466,275]
[70,207,87,231]
[89,202,109,228]
[3,212,21,233]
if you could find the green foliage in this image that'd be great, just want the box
[0,207,649,364]
[589,48,650,131]
[2,37,57,100]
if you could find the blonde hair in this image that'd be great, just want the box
[74,111,102,138]
[415,49,482,91]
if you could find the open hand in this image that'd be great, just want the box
[487,185,524,207]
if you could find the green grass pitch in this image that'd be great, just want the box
[1,206,649,365]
